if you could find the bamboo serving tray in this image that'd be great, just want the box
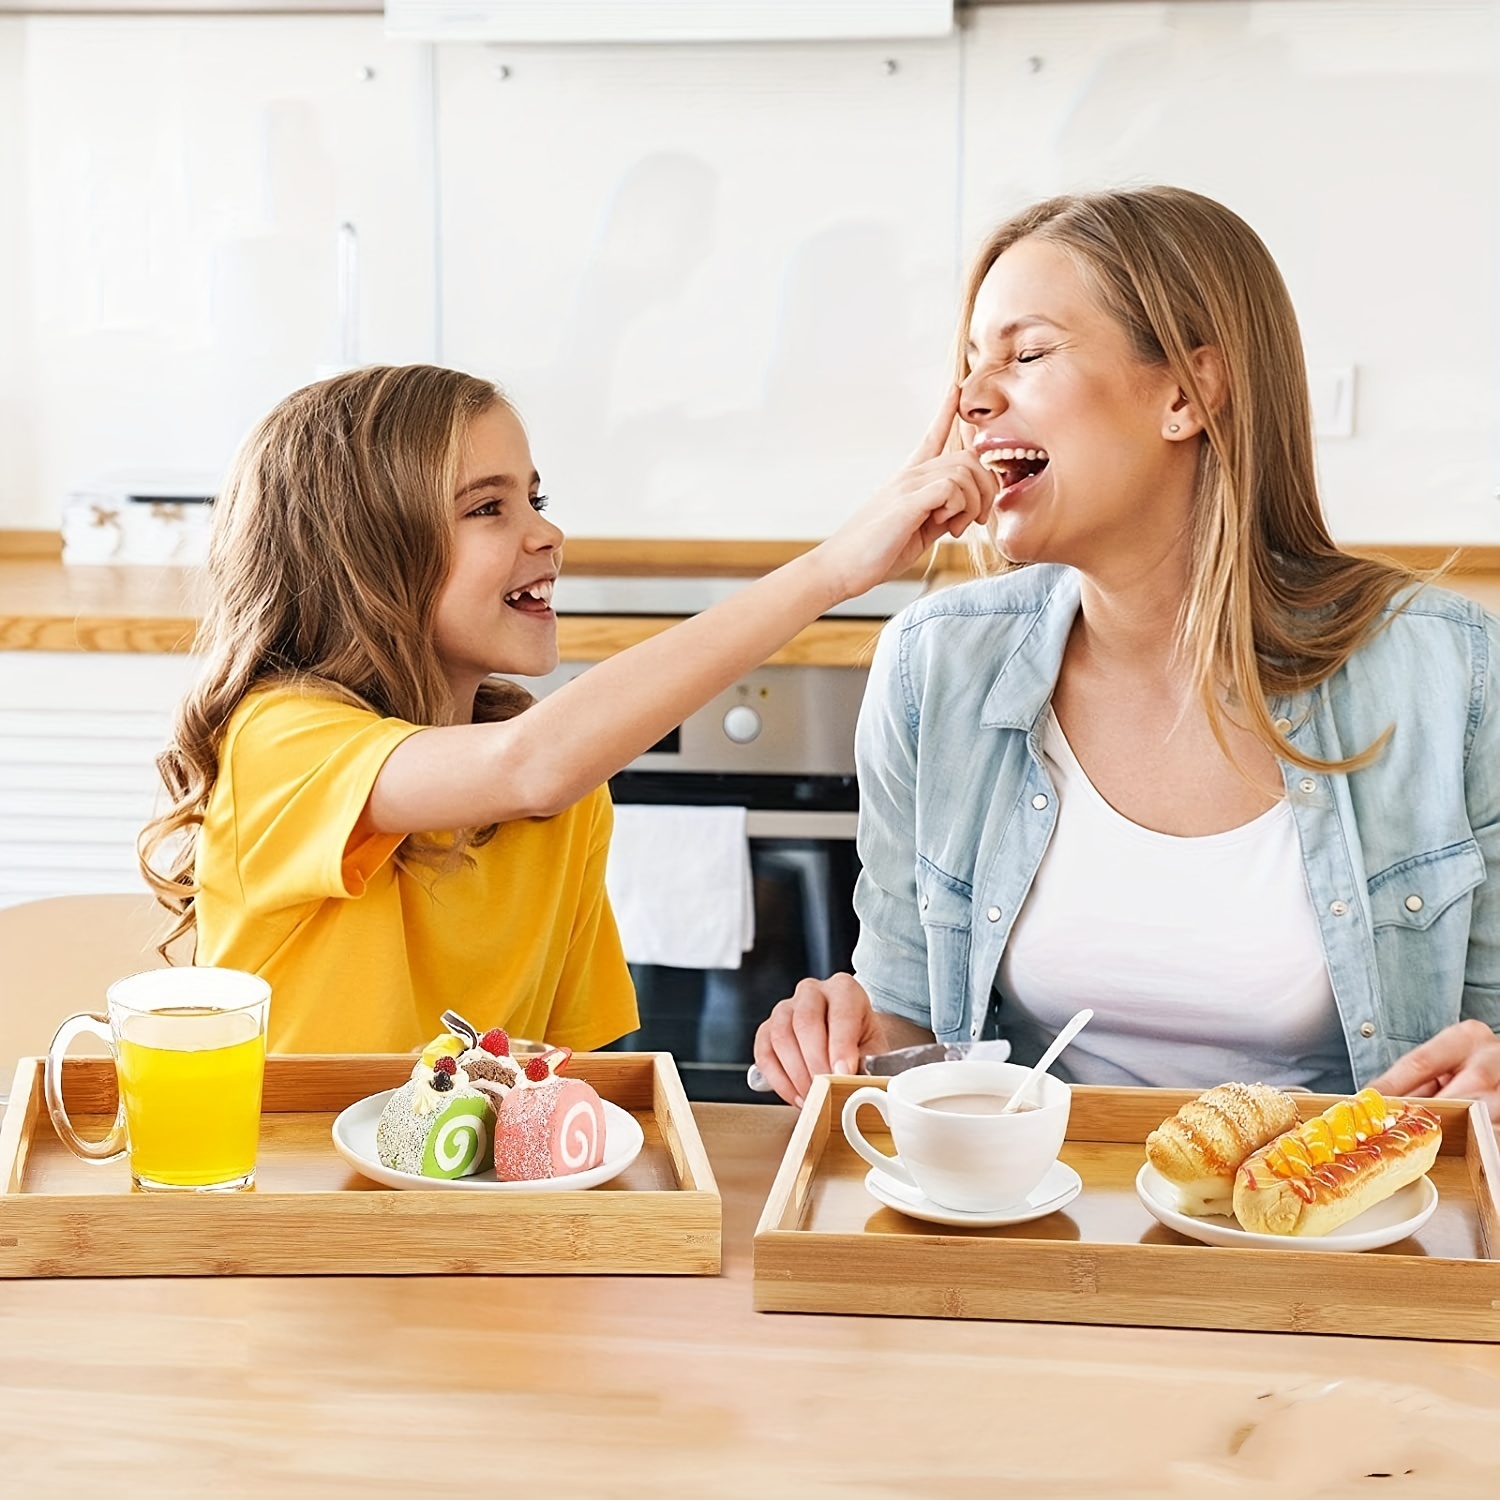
[0,1051,720,1278]
[753,1076,1500,1340]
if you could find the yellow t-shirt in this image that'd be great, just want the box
[194,688,638,1054]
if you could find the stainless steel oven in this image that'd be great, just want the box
[608,663,867,1102]
[525,652,878,1103]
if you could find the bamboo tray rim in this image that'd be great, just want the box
[0,1051,722,1278]
[752,1077,1500,1339]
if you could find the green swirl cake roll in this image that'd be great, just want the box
[375,1066,497,1179]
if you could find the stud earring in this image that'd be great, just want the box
[1168,424,1181,433]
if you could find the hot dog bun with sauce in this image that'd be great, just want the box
[1232,1088,1442,1237]
[1144,1082,1302,1216]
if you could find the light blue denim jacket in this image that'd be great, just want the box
[851,564,1500,1087]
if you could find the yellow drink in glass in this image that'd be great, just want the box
[117,1007,266,1189]
[45,966,271,1191]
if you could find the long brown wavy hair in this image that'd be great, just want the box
[139,364,533,950]
[957,186,1418,774]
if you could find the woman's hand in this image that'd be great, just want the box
[752,973,933,1107]
[1368,1019,1500,1120]
[810,387,998,604]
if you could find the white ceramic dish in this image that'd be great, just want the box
[331,1088,644,1192]
[1134,1162,1439,1252]
[863,1158,1083,1228]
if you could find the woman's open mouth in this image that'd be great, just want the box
[977,444,1050,498]
[504,577,555,616]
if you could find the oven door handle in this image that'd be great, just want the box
[744,810,857,840]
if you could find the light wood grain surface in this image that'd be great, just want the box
[756,1077,1500,1341]
[5,539,1500,660]
[0,1053,722,1278]
[0,554,884,664]
[3,1100,1500,1496]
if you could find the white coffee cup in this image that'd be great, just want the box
[841,1059,1070,1213]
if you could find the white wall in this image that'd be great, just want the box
[1,2,1497,543]
[437,38,960,539]
[962,2,1500,543]
[0,16,437,518]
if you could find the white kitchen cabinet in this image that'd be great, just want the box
[0,16,436,533]
[0,652,198,907]
[435,36,962,542]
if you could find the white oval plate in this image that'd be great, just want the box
[1135,1162,1438,1251]
[863,1158,1083,1228]
[332,1088,644,1192]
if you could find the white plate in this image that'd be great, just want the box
[1134,1162,1439,1251]
[863,1159,1083,1228]
[331,1089,644,1192]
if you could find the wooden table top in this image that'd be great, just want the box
[3,1101,1500,1494]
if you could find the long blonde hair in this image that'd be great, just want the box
[959,186,1415,773]
[139,364,532,948]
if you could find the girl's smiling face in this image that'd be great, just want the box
[433,401,564,714]
[959,237,1200,577]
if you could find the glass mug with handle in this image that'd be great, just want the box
[45,967,271,1192]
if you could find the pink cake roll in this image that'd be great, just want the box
[493,1077,607,1181]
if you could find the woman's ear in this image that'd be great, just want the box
[1163,346,1227,441]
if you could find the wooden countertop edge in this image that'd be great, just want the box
[2,533,1498,660]
[9,529,1500,573]
[0,606,884,664]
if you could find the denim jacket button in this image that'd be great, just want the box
[1274,717,1292,733]
[1330,900,1349,917]
[1031,794,1049,811]
[1299,777,1317,794]
[1404,894,1424,913]
[1359,1021,1376,1038]
[986,906,1002,923]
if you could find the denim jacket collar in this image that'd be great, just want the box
[978,568,1081,732]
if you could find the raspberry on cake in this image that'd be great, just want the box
[383,1019,611,1184]
[492,1047,608,1182]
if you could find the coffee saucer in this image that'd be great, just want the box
[863,1159,1083,1228]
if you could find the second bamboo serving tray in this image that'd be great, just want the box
[0,1051,720,1277]
[753,1076,1500,1340]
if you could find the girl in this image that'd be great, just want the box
[139,365,996,1053]
[753,186,1500,1116]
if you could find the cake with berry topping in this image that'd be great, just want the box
[374,1047,497,1180]
[375,1017,609,1183]
[492,1047,607,1181]
[457,1026,523,1091]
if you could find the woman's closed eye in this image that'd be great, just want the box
[1015,348,1051,365]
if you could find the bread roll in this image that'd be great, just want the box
[1145,1082,1302,1216]
[1232,1091,1441,1237]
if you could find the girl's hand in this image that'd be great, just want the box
[1368,1019,1500,1120]
[811,387,998,603]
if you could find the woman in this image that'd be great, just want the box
[139,366,994,1053]
[753,186,1500,1117]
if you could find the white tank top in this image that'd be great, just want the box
[997,710,1352,1093]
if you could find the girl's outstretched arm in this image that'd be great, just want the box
[365,389,996,833]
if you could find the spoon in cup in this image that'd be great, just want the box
[1000,1007,1094,1114]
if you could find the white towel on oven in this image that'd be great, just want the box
[605,804,755,970]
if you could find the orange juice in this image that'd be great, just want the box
[116,1007,266,1189]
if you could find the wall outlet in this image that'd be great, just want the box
[1309,366,1357,439]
